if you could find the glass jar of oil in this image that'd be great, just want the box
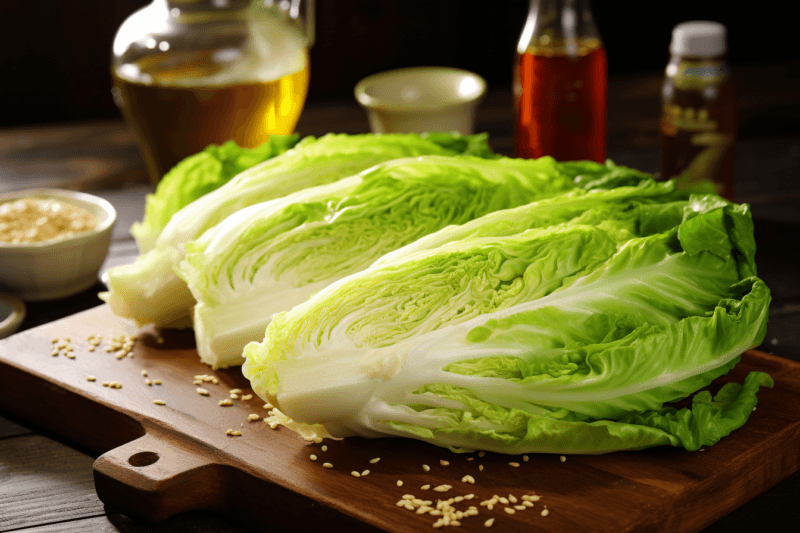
[112,0,314,184]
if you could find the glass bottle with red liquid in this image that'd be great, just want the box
[514,0,607,162]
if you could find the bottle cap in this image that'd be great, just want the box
[670,21,727,57]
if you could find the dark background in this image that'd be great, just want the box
[0,0,796,128]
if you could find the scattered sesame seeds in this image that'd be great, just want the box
[523,455,529,462]
[541,508,549,517]
[141,370,148,377]
[65,353,76,359]
[248,414,260,421]
[310,454,317,461]
[218,399,233,407]
[361,469,370,476]
[461,475,475,484]
[498,497,509,505]
[369,457,380,464]
[514,505,526,511]
[351,471,361,477]
[440,460,450,466]
[230,393,239,400]
[466,457,474,461]
[86,375,96,382]
[559,455,566,462]
[509,462,520,467]
[322,463,333,469]
[433,485,452,492]
[145,379,152,386]
[522,501,534,508]
[229,388,242,394]
[102,382,110,387]
[397,480,404,487]
[229,430,242,436]
[479,465,484,471]
[422,464,431,472]
[421,484,431,490]
[508,495,517,504]
[197,388,209,396]
[484,518,495,527]
[153,380,162,385]
[241,394,252,401]
[153,400,166,405]
[478,451,485,457]
[263,403,274,410]
[504,507,515,515]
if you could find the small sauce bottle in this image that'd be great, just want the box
[661,21,736,199]
[514,0,607,162]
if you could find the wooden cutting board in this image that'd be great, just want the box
[0,305,798,533]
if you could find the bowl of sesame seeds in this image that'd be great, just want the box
[0,188,116,301]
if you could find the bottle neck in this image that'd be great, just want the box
[518,0,601,55]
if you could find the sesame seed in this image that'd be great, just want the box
[479,465,484,471]
[241,394,252,400]
[153,400,166,405]
[560,455,566,462]
[322,463,333,469]
[509,462,520,467]
[504,507,515,515]
[466,457,474,461]
[440,460,450,466]
[248,414,260,421]
[478,451,485,457]
[498,497,509,505]
[141,370,148,377]
[508,495,517,503]
[321,445,328,452]
[523,455,529,462]
[402,495,414,500]
[369,457,381,464]
[351,471,360,477]
[514,505,526,511]
[230,393,239,400]
[484,518,495,527]
[522,501,534,507]
[102,382,110,387]
[226,430,242,436]
[397,480,403,487]
[51,338,58,344]
[86,376,96,382]
[433,485,452,492]
[226,429,233,435]
[153,380,162,385]
[361,470,370,476]
[51,350,59,356]
[421,484,431,490]
[145,379,152,386]
[263,403,274,409]
[197,388,209,396]
[66,353,76,359]
[461,475,475,484]
[218,399,233,406]
[422,464,430,471]
[541,509,549,516]
[310,454,317,461]
[229,388,242,394]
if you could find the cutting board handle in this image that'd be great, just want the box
[93,431,227,521]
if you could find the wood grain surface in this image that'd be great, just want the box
[0,305,798,533]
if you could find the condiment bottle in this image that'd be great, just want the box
[112,0,314,184]
[661,21,736,199]
[514,0,607,162]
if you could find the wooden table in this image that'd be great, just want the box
[2,67,800,532]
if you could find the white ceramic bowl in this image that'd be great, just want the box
[355,67,487,135]
[0,189,116,301]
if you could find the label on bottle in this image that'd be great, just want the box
[669,60,729,90]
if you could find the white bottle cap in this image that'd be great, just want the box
[670,21,727,57]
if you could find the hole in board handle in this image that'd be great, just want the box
[128,451,160,467]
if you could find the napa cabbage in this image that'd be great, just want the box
[100,132,496,328]
[177,154,586,369]
[243,188,772,454]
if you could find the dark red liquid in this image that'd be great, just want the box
[515,44,607,162]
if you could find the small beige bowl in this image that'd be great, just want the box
[0,189,116,301]
[355,67,487,135]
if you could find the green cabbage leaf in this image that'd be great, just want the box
[243,190,772,454]
[130,135,301,253]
